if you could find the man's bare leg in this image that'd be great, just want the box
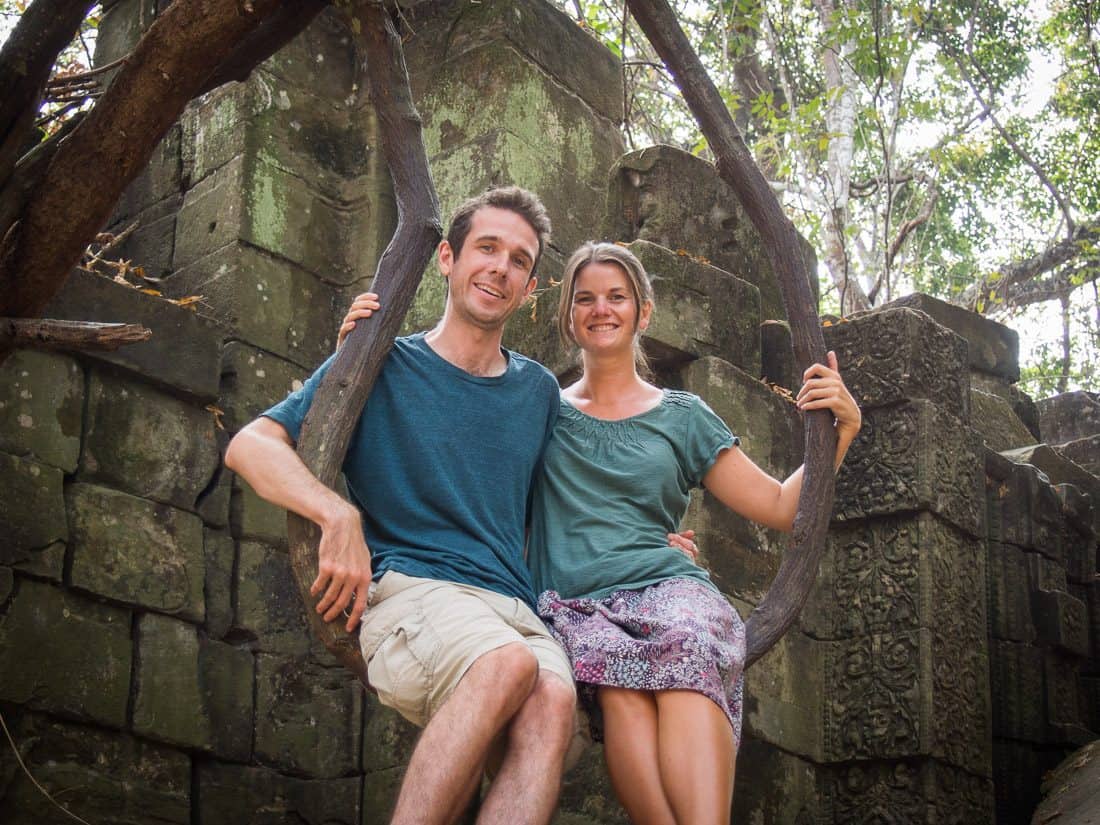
[391,643,539,825]
[477,672,574,825]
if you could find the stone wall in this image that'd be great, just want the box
[1,1,1096,823]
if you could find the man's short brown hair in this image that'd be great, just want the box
[447,186,552,274]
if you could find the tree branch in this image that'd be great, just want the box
[0,0,97,188]
[625,0,837,668]
[287,1,442,684]
[964,217,1100,310]
[885,173,937,269]
[0,317,150,352]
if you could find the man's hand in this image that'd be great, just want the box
[337,292,381,349]
[312,499,374,632]
[667,529,699,563]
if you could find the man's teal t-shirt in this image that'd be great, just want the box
[263,333,559,608]
[526,389,738,601]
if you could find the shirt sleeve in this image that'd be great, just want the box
[261,354,336,443]
[683,395,740,487]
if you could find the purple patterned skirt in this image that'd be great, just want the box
[537,577,745,747]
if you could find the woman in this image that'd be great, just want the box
[339,242,860,825]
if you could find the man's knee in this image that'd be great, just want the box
[471,642,540,704]
[520,673,575,741]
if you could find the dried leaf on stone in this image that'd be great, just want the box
[206,405,226,430]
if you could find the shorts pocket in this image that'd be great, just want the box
[366,620,431,726]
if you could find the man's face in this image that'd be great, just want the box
[438,206,539,331]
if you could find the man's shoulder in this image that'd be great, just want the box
[505,348,557,387]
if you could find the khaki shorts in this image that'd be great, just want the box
[359,571,576,728]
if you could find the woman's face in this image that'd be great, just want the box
[569,261,651,354]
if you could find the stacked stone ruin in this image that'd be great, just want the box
[0,1,1096,823]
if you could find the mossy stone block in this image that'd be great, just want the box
[0,451,66,579]
[44,268,222,403]
[67,482,205,621]
[405,0,623,122]
[133,613,254,759]
[203,527,235,639]
[219,343,313,434]
[79,370,220,510]
[0,349,83,472]
[0,713,189,825]
[234,540,311,655]
[254,653,364,778]
[174,243,338,371]
[630,240,762,375]
[196,761,360,824]
[0,579,131,727]
[230,475,288,545]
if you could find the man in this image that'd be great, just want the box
[226,187,575,825]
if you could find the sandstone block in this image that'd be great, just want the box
[230,475,289,545]
[730,739,820,825]
[972,370,1041,439]
[423,126,611,258]
[823,307,970,418]
[604,145,817,322]
[823,627,991,775]
[741,626,823,761]
[1002,443,1100,503]
[0,579,130,727]
[628,240,762,375]
[835,401,983,536]
[986,451,1064,557]
[971,388,1037,452]
[175,246,337,371]
[821,759,993,825]
[0,567,12,603]
[993,740,1042,825]
[405,0,623,122]
[1042,650,1085,739]
[234,540,311,654]
[987,542,1037,644]
[112,124,182,225]
[197,431,233,528]
[44,268,222,402]
[760,319,797,390]
[203,528,235,639]
[804,514,987,646]
[361,693,419,773]
[0,349,83,471]
[258,9,359,104]
[255,653,363,777]
[1038,390,1100,444]
[0,713,189,825]
[109,193,183,277]
[1032,589,1089,657]
[877,293,1020,381]
[133,613,254,759]
[1053,433,1100,478]
[197,762,361,824]
[990,639,1044,742]
[94,0,157,67]
[79,370,220,510]
[0,452,66,580]
[68,482,205,621]
[219,342,313,433]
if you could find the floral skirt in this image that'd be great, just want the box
[537,577,745,747]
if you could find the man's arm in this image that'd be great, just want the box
[225,417,373,631]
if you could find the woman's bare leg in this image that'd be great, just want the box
[653,689,736,825]
[597,686,677,825]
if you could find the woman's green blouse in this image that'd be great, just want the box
[527,389,739,601]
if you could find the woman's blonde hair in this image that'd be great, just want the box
[557,242,655,371]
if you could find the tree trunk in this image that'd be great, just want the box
[625,0,837,668]
[286,2,442,685]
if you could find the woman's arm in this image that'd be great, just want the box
[701,351,860,532]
